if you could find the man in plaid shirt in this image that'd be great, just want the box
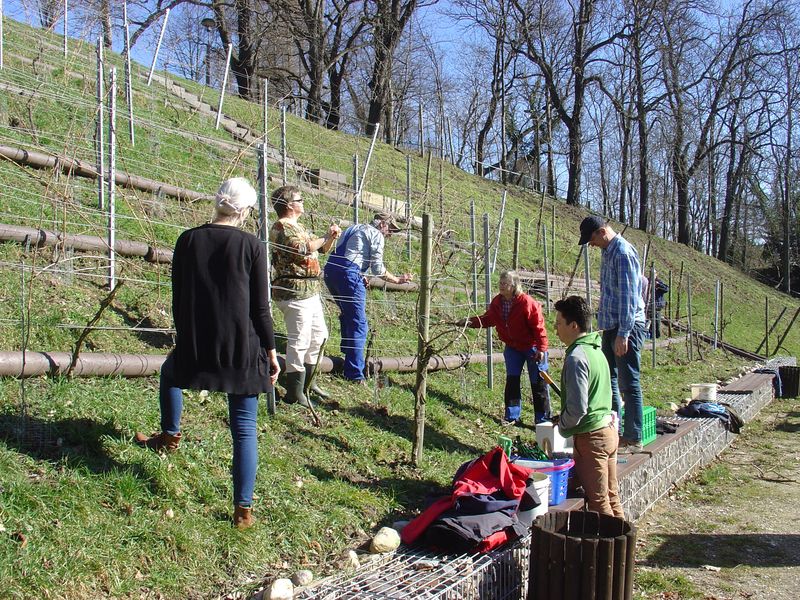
[578,216,647,453]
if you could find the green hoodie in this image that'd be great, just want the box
[557,331,613,437]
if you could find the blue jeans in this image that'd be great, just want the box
[601,323,646,442]
[159,354,259,507]
[502,347,550,422]
[324,259,368,381]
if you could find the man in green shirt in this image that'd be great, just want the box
[555,295,623,518]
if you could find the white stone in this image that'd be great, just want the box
[268,578,293,600]
[346,550,360,569]
[291,570,313,587]
[369,526,401,553]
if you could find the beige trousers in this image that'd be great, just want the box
[572,425,624,518]
[275,294,328,373]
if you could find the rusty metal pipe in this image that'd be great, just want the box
[0,350,525,379]
[0,144,207,202]
[0,223,173,264]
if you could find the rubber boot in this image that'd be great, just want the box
[233,505,254,529]
[134,431,181,452]
[282,370,312,408]
[304,364,330,399]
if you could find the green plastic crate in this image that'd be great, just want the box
[619,405,657,447]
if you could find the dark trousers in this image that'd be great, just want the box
[502,347,550,422]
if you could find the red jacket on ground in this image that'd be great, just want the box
[468,292,548,353]
[400,447,532,551]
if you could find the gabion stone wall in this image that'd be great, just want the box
[295,361,788,600]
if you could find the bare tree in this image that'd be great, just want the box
[659,0,780,245]
[364,0,436,139]
[271,0,367,127]
[509,0,630,206]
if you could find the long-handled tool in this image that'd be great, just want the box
[540,369,561,398]
[302,338,326,427]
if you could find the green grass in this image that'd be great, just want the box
[0,349,753,598]
[0,16,798,599]
[635,571,702,598]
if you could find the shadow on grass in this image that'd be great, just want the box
[387,378,500,424]
[109,304,174,349]
[0,411,148,478]
[774,420,800,433]
[646,534,800,568]
[305,464,450,514]
[339,404,485,456]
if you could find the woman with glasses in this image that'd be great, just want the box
[136,177,280,529]
[456,270,550,427]
[270,185,341,406]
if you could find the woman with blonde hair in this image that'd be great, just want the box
[456,270,550,427]
[135,177,280,529]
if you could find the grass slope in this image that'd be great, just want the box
[0,17,797,598]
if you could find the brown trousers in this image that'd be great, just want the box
[572,425,624,518]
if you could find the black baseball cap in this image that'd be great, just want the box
[578,215,605,245]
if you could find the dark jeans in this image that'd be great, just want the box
[502,347,550,422]
[159,354,259,507]
[601,323,646,442]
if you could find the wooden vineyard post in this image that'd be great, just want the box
[412,213,433,466]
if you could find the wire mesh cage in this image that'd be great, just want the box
[296,537,531,600]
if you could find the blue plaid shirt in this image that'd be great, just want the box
[598,235,645,338]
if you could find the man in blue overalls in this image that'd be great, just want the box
[323,213,413,383]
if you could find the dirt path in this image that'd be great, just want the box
[634,397,800,599]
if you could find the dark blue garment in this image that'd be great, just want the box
[677,400,743,433]
[502,347,550,421]
[754,367,782,397]
[602,322,646,442]
[324,227,368,381]
[454,491,519,515]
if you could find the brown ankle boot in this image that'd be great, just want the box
[134,431,181,452]
[233,505,254,529]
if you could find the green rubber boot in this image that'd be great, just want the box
[282,370,312,408]
[304,364,330,399]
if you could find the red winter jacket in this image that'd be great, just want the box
[400,447,533,552]
[468,292,548,353]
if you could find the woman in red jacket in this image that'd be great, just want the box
[457,270,550,426]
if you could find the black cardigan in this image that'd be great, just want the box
[171,223,276,395]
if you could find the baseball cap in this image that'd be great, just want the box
[578,215,605,245]
[374,212,400,232]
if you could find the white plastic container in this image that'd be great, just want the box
[529,472,550,518]
[690,383,717,402]
[535,421,573,456]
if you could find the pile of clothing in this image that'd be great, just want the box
[401,447,543,553]
[677,400,744,433]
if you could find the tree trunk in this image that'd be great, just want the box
[783,93,793,293]
[619,119,631,223]
[632,3,649,232]
[546,93,556,196]
[100,0,113,49]
[326,66,345,129]
[566,123,583,207]
[598,123,609,216]
[717,138,736,262]
[367,34,393,137]
[674,155,691,245]
[231,0,256,100]
[475,35,504,177]
[304,10,326,124]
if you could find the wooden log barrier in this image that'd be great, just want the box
[528,511,637,600]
